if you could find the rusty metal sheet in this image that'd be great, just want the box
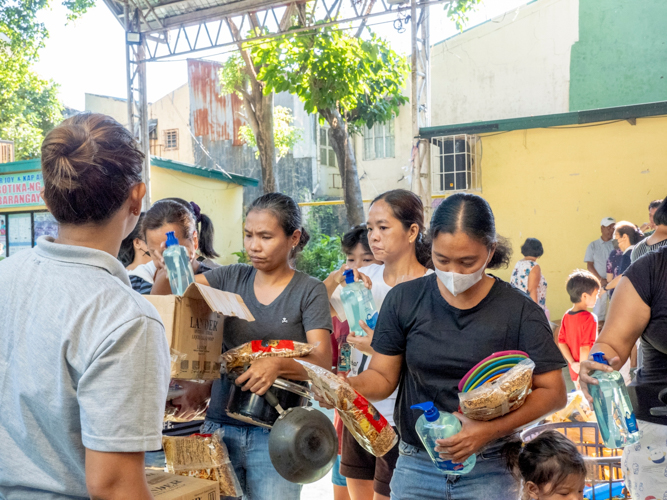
[232,93,245,146]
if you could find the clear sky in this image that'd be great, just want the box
[33,0,530,110]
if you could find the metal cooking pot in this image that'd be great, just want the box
[264,389,337,484]
[226,377,312,428]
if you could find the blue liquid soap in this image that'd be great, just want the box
[589,352,640,449]
[340,269,379,337]
[411,402,476,475]
[163,231,195,295]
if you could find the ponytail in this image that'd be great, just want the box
[415,233,432,269]
[197,213,219,259]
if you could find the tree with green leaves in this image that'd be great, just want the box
[0,0,93,159]
[254,27,408,226]
[237,105,302,165]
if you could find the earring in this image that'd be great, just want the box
[133,208,140,216]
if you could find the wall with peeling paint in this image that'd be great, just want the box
[477,116,667,319]
[151,165,244,265]
[150,84,194,163]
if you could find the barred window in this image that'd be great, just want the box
[431,134,481,193]
[165,129,179,151]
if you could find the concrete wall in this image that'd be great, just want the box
[85,94,129,129]
[430,0,578,126]
[569,0,667,110]
[150,84,194,164]
[474,116,667,320]
[150,165,244,264]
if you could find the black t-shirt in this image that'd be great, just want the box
[623,247,667,424]
[371,274,566,450]
[203,264,333,426]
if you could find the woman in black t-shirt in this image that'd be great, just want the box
[347,194,567,500]
[580,247,667,499]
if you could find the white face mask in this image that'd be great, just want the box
[435,251,491,297]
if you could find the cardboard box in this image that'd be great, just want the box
[146,470,219,500]
[146,283,254,380]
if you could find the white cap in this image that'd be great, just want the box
[601,217,616,227]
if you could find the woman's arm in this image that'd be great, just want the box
[605,274,622,291]
[527,264,541,303]
[436,369,567,463]
[579,277,650,400]
[346,352,403,402]
[235,328,332,395]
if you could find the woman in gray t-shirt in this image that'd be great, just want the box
[173,193,332,500]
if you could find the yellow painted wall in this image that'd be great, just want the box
[150,166,244,265]
[475,115,667,320]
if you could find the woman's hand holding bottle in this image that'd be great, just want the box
[347,320,376,355]
[434,413,495,464]
[578,352,621,404]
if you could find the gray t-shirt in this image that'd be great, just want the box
[584,237,615,277]
[204,264,332,425]
[0,237,171,499]
[630,236,667,263]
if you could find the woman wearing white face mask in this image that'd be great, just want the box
[345,193,567,500]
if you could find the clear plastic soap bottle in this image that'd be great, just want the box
[411,402,476,474]
[589,352,640,448]
[340,269,378,337]
[163,231,195,295]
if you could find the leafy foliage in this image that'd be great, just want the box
[0,1,93,159]
[253,27,409,134]
[238,106,302,160]
[446,0,483,31]
[295,233,345,281]
[219,54,249,98]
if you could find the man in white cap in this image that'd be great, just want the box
[584,217,616,322]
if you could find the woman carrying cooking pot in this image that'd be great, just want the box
[157,192,332,500]
[346,193,567,499]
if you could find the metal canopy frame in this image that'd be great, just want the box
[104,0,443,208]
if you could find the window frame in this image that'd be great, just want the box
[0,210,58,258]
[164,129,179,151]
[362,120,395,161]
[431,134,481,195]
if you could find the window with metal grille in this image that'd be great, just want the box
[165,129,179,150]
[363,121,395,161]
[431,134,481,193]
[319,125,337,168]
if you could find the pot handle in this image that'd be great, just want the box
[263,388,285,414]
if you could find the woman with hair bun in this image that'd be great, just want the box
[510,238,548,316]
[154,192,332,500]
[345,193,567,500]
[0,113,170,499]
[328,189,433,500]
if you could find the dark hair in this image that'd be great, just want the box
[520,238,544,258]
[342,224,372,254]
[41,113,143,224]
[118,213,145,267]
[653,196,667,226]
[430,193,512,269]
[247,193,310,259]
[614,221,643,245]
[142,198,219,259]
[566,269,600,303]
[371,189,432,268]
[649,199,663,211]
[503,431,587,495]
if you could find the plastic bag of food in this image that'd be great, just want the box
[458,359,535,421]
[164,380,210,423]
[221,340,317,374]
[297,360,398,457]
[163,430,242,498]
[547,391,595,424]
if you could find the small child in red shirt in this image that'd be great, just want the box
[558,270,600,389]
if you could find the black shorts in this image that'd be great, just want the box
[339,425,399,497]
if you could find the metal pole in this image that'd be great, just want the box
[420,2,432,223]
[410,0,421,201]
[124,2,134,135]
[137,40,152,209]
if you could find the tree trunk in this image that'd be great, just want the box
[323,108,365,227]
[228,18,277,193]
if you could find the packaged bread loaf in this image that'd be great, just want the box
[458,359,535,421]
[297,360,398,457]
[162,431,242,497]
[221,339,317,374]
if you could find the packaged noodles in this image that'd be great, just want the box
[221,340,317,374]
[164,380,209,423]
[458,359,535,421]
[162,431,242,497]
[297,360,398,457]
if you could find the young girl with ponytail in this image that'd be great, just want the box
[329,189,433,500]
